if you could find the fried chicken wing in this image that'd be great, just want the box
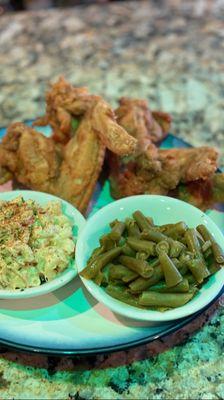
[115,97,171,152]
[0,123,61,193]
[110,146,219,199]
[0,89,137,213]
[172,173,224,210]
[34,77,137,156]
[56,113,105,211]
[1,78,221,214]
[0,121,104,212]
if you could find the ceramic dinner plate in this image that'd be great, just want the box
[0,123,223,355]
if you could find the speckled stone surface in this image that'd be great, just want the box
[0,1,224,398]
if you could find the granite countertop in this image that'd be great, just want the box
[0,0,224,398]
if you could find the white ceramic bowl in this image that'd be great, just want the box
[0,190,86,299]
[76,195,224,322]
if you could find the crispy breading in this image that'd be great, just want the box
[0,123,61,193]
[115,97,171,151]
[172,173,224,210]
[110,146,219,199]
[34,78,137,156]
[0,121,104,213]
[91,99,137,156]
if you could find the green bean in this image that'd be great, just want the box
[203,248,212,259]
[196,224,211,241]
[106,284,140,308]
[108,220,126,241]
[169,240,186,258]
[159,252,183,287]
[171,257,190,275]
[86,246,105,267]
[101,264,111,285]
[129,264,163,293]
[211,242,224,264]
[202,240,212,253]
[136,252,149,261]
[133,211,153,231]
[99,234,115,250]
[195,230,205,245]
[185,229,203,257]
[94,271,104,286]
[140,229,168,243]
[197,224,224,264]
[179,252,194,264]
[108,264,138,283]
[186,257,210,284]
[205,254,221,274]
[148,258,160,268]
[139,291,194,307]
[184,273,197,285]
[176,263,188,276]
[118,255,153,279]
[80,247,122,279]
[121,243,136,257]
[178,252,195,275]
[171,258,181,268]
[119,236,126,247]
[208,262,222,274]
[158,223,175,233]
[164,222,188,239]
[125,218,141,237]
[127,237,156,256]
[156,240,170,255]
[150,278,189,293]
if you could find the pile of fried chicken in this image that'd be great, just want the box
[0,77,223,214]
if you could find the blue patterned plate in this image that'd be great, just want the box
[0,123,223,355]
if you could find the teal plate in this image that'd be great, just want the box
[0,123,223,356]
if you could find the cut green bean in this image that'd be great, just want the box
[195,230,205,245]
[121,243,136,257]
[150,278,189,293]
[140,229,168,243]
[139,291,194,307]
[205,254,221,274]
[119,255,153,279]
[106,284,141,308]
[100,234,115,250]
[211,242,224,264]
[125,218,141,237]
[202,240,212,253]
[159,252,183,287]
[108,220,126,241]
[185,229,203,257]
[156,240,170,255]
[164,222,188,239]
[80,247,122,279]
[108,263,138,283]
[133,211,153,231]
[197,224,224,264]
[86,246,105,267]
[169,240,186,258]
[196,224,211,241]
[127,237,156,256]
[136,252,149,261]
[129,264,163,293]
[203,248,212,259]
[186,257,210,284]
[184,273,197,285]
[101,264,111,285]
[94,271,104,286]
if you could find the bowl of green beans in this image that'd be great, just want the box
[76,195,224,322]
